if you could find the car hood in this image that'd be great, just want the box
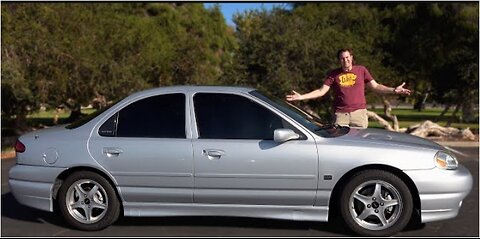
[340,127,445,151]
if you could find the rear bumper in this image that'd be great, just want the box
[404,165,473,223]
[9,164,66,212]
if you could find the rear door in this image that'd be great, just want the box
[191,92,318,206]
[88,93,194,204]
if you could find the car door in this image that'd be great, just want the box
[191,92,318,206]
[88,93,194,204]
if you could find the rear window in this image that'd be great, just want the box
[99,93,186,138]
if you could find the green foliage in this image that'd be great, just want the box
[2,2,478,128]
[380,3,478,121]
[2,3,237,123]
[227,3,396,119]
[227,2,478,122]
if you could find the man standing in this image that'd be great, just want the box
[286,48,411,128]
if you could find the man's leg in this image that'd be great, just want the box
[334,112,350,126]
[349,109,368,128]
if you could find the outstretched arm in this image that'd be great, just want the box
[367,80,411,95]
[286,84,331,101]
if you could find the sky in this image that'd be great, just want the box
[204,3,290,27]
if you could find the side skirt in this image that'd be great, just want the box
[123,202,329,222]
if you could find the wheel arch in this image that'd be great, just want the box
[328,164,421,224]
[52,166,123,212]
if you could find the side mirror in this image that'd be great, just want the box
[274,129,300,143]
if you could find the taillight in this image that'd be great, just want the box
[15,140,25,153]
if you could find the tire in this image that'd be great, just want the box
[339,170,413,237]
[58,171,120,231]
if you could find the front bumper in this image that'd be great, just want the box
[9,164,67,212]
[404,164,473,223]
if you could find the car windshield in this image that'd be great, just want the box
[249,90,350,138]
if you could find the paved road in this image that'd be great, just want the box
[2,147,478,237]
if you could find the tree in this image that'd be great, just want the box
[380,3,478,121]
[1,3,237,127]
[226,3,396,121]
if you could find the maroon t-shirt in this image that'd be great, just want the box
[323,65,374,113]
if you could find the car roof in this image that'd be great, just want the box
[126,85,258,99]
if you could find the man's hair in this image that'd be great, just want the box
[337,48,353,59]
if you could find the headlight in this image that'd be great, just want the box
[434,151,458,170]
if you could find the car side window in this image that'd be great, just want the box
[194,93,304,140]
[99,93,186,138]
[99,113,119,137]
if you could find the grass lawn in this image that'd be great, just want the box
[26,108,96,119]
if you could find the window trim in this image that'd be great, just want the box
[96,93,188,139]
[191,92,308,141]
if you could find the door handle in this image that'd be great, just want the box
[103,147,123,157]
[202,149,225,160]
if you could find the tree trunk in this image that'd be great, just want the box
[382,97,399,131]
[447,104,461,126]
[92,92,107,110]
[435,104,451,122]
[13,113,29,135]
[366,98,400,132]
[367,110,395,131]
[407,120,476,141]
[413,92,429,112]
[461,100,476,123]
[66,103,84,123]
[302,105,321,120]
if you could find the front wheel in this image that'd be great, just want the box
[339,170,413,236]
[58,171,120,231]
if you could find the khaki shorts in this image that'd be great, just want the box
[334,109,368,128]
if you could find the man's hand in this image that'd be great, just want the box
[286,90,302,101]
[394,82,412,95]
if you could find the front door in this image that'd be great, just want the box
[191,93,318,206]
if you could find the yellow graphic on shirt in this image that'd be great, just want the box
[339,73,357,87]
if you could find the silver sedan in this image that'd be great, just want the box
[9,86,472,236]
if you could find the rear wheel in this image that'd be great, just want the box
[58,171,120,231]
[339,170,413,236]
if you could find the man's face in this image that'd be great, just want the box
[339,51,353,70]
